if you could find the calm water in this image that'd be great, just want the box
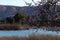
[0,28,60,37]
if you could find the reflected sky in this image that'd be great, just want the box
[0,29,60,37]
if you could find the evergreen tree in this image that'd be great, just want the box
[14,12,24,23]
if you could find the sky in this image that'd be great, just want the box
[0,0,41,6]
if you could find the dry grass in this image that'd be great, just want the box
[0,24,19,30]
[0,24,31,30]
[27,34,60,40]
[0,34,60,40]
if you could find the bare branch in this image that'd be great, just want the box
[24,0,32,6]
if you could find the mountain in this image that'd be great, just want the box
[0,5,60,20]
[0,5,36,19]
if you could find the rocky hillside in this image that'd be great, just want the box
[0,5,60,20]
[0,5,36,18]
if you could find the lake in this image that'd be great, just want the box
[0,28,60,37]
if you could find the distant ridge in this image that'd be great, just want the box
[0,5,60,19]
[0,5,36,18]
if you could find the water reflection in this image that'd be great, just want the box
[0,28,60,37]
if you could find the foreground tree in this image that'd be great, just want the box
[24,0,59,27]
